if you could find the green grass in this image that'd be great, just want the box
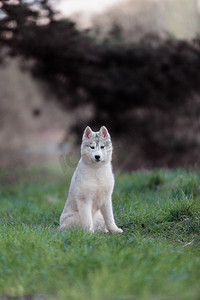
[0,166,200,299]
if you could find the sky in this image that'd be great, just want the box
[53,0,123,16]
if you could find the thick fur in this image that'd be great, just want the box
[59,126,123,233]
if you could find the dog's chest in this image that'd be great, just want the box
[73,163,114,208]
[89,170,113,209]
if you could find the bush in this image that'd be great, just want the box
[1,1,200,168]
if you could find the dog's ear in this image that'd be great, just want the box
[83,126,93,139]
[99,126,109,138]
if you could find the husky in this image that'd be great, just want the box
[59,126,123,233]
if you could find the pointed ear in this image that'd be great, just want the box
[99,126,109,138]
[83,126,93,139]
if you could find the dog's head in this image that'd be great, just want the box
[81,126,113,166]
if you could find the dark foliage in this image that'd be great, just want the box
[1,0,200,168]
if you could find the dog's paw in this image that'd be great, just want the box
[116,228,123,233]
[110,227,123,233]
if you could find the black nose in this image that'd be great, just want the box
[95,155,100,161]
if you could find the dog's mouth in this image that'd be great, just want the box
[95,158,101,162]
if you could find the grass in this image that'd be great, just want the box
[0,166,200,299]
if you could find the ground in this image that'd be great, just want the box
[0,166,200,299]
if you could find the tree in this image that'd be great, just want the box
[1,0,200,168]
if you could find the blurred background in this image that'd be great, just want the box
[1,0,200,173]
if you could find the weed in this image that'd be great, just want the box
[167,191,194,221]
[147,170,165,190]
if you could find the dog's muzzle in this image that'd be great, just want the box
[95,155,101,162]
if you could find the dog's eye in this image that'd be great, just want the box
[101,146,104,149]
[90,146,95,149]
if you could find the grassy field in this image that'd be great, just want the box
[0,166,200,300]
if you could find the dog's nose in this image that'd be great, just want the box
[95,155,100,161]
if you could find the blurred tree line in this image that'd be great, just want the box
[1,0,200,168]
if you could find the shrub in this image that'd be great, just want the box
[1,1,200,168]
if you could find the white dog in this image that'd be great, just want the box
[59,126,123,233]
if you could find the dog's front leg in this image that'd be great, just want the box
[101,198,123,233]
[77,200,94,232]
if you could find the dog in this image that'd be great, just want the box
[59,126,123,233]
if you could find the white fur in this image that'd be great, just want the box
[59,126,123,233]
